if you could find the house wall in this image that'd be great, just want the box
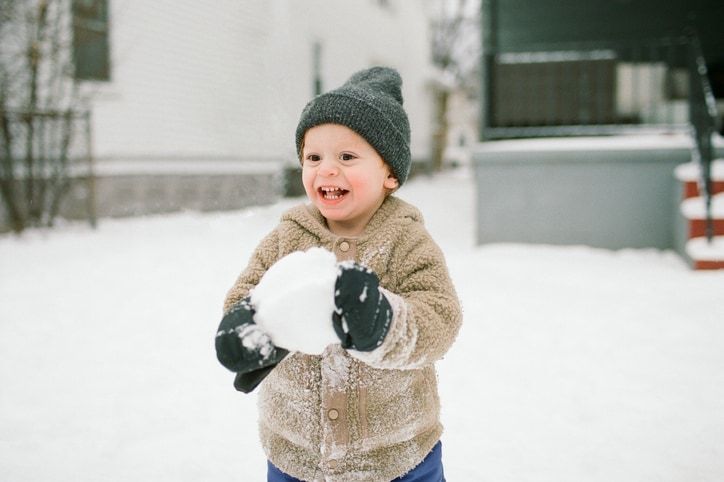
[87,0,435,167]
[22,0,437,225]
[1,1,439,230]
[472,135,701,253]
[481,0,724,136]
[491,0,724,63]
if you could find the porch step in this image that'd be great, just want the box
[675,159,724,270]
[685,236,724,270]
[680,193,724,217]
[680,193,724,237]
[674,159,724,198]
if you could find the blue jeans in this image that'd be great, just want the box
[267,441,445,481]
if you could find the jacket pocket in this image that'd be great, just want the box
[258,354,322,450]
[359,365,438,446]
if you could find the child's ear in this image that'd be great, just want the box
[384,174,399,190]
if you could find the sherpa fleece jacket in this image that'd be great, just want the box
[224,195,462,482]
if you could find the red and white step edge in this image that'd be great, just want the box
[674,158,724,197]
[674,158,724,179]
[675,158,724,269]
[685,237,724,270]
[680,193,724,218]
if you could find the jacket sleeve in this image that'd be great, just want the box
[350,227,462,370]
[223,228,281,313]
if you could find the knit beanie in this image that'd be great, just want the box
[295,66,411,185]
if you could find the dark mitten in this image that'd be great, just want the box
[215,297,288,376]
[333,263,393,351]
[233,365,279,394]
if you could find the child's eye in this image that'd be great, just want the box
[305,154,321,163]
[340,153,356,161]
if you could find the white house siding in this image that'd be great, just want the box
[88,0,436,170]
[53,0,438,222]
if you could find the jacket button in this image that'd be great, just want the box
[338,241,350,252]
[327,408,339,420]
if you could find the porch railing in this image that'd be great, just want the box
[688,34,720,242]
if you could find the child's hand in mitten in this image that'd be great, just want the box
[215,297,288,373]
[333,262,392,351]
[250,248,339,355]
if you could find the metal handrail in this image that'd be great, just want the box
[688,33,720,242]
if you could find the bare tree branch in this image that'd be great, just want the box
[1,0,90,232]
[429,0,481,171]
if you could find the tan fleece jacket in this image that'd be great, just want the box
[224,195,462,481]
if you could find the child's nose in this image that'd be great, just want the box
[319,158,339,176]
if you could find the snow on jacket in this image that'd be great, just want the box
[224,195,462,481]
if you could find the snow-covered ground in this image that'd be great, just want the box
[1,168,723,481]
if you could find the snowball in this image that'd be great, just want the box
[250,247,339,354]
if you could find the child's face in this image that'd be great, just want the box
[301,124,399,237]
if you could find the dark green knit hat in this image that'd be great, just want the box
[295,66,411,185]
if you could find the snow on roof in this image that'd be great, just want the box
[686,236,724,261]
[674,159,724,182]
[498,49,617,64]
[680,193,724,219]
[476,133,693,154]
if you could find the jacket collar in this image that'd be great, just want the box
[281,195,422,242]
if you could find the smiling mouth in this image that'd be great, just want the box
[318,186,349,200]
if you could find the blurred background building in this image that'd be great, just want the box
[474,0,724,268]
[2,0,722,268]
[479,0,724,138]
[80,0,439,214]
[2,0,469,230]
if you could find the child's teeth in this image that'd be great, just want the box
[321,187,343,199]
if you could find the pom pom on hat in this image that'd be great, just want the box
[295,66,412,185]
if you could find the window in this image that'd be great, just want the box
[72,0,110,81]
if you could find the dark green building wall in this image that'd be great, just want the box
[489,0,724,62]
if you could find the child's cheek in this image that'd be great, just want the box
[345,171,367,192]
[301,167,316,198]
